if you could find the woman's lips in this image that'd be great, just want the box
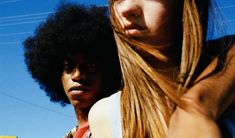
[124,23,143,30]
[124,23,144,36]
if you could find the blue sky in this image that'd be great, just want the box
[0,0,234,138]
[0,0,107,138]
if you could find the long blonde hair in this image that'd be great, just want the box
[109,0,214,137]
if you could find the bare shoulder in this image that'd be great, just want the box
[89,97,112,138]
[89,97,110,124]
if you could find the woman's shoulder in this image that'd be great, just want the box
[90,97,110,114]
[88,91,121,138]
[89,97,112,138]
[89,91,121,116]
[89,96,111,127]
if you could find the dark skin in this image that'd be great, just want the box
[61,53,105,128]
[23,3,121,138]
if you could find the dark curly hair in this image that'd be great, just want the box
[24,2,121,106]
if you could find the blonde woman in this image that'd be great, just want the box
[89,0,235,137]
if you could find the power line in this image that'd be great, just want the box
[0,90,74,118]
[220,4,235,9]
[224,19,235,23]
[214,19,235,23]
[0,31,32,36]
[0,0,22,4]
[0,15,47,23]
[0,12,50,27]
[0,19,45,27]
[0,11,53,20]
[0,41,22,45]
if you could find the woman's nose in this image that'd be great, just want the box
[115,0,142,21]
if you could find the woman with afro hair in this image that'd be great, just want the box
[23,2,121,138]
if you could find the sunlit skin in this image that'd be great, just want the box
[110,0,234,137]
[89,0,235,138]
[61,53,104,126]
[113,0,177,46]
[113,0,180,74]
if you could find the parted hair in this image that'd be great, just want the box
[24,2,121,106]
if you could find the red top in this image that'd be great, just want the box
[74,122,90,138]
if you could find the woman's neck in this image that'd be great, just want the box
[145,44,180,81]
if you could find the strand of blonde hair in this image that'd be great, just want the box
[109,0,206,137]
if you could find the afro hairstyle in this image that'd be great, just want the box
[24,2,121,106]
